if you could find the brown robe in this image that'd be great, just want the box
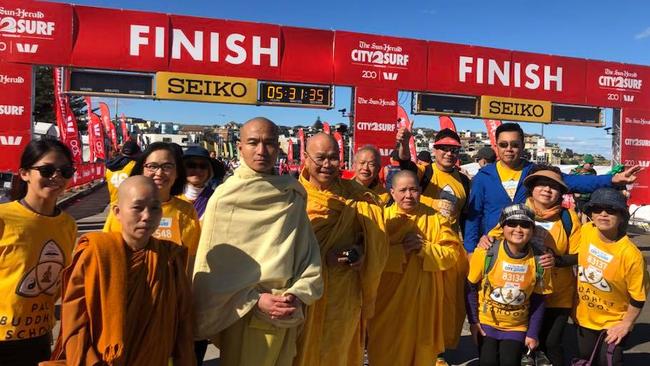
[43,232,195,366]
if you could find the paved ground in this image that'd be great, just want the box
[62,187,650,365]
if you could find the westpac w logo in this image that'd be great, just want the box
[382,72,398,81]
[0,136,23,146]
[623,95,635,102]
[16,43,39,54]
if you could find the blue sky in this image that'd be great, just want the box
[62,0,650,158]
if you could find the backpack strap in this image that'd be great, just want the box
[560,208,573,239]
[420,164,433,193]
[483,240,501,279]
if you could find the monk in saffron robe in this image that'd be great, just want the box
[367,170,460,366]
[192,118,323,366]
[44,176,195,366]
[352,145,390,204]
[294,133,388,366]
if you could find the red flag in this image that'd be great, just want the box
[89,113,106,161]
[53,67,83,164]
[397,105,417,162]
[84,97,95,162]
[323,122,331,134]
[333,131,345,163]
[484,119,502,154]
[298,128,305,166]
[99,102,118,151]
[287,138,294,163]
[120,113,129,143]
[439,115,458,132]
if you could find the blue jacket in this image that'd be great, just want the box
[463,161,613,252]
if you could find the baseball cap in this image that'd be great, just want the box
[499,203,535,226]
[583,188,628,217]
[434,128,461,147]
[583,154,594,164]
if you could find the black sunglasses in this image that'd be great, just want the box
[435,145,460,154]
[590,205,619,215]
[504,220,534,229]
[497,141,522,149]
[185,161,210,170]
[30,164,76,179]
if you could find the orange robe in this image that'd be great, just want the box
[46,232,195,366]
[294,172,388,366]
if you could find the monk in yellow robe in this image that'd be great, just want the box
[192,118,323,366]
[294,133,388,366]
[367,170,460,366]
[352,145,390,204]
[45,176,195,366]
[397,127,470,363]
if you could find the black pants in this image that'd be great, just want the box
[478,335,523,366]
[538,307,571,366]
[576,326,624,366]
[195,339,209,366]
[0,334,52,366]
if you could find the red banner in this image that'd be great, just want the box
[53,67,82,164]
[0,61,30,172]
[0,1,73,65]
[287,138,294,163]
[484,119,502,153]
[89,112,106,161]
[323,122,331,134]
[585,61,650,109]
[620,109,650,205]
[439,115,457,132]
[333,131,345,163]
[120,113,129,143]
[280,27,333,84]
[334,31,428,90]
[298,128,305,166]
[98,102,117,151]
[354,87,398,165]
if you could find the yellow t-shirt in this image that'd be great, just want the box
[468,243,552,332]
[415,164,467,223]
[575,223,649,330]
[0,201,77,341]
[487,208,581,309]
[496,161,523,201]
[103,196,200,256]
[105,160,136,204]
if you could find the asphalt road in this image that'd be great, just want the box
[62,187,650,365]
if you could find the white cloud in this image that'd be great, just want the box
[635,27,650,40]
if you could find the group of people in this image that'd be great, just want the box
[0,117,646,366]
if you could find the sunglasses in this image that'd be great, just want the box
[435,145,460,154]
[29,164,76,179]
[497,141,522,149]
[590,206,619,215]
[504,220,534,229]
[185,161,210,170]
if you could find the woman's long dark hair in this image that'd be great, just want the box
[13,138,74,200]
[131,142,186,196]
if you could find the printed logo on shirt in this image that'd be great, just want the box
[16,240,65,297]
[588,244,613,263]
[502,179,518,200]
[159,217,172,228]
[489,285,526,306]
[578,265,612,292]
[502,261,528,274]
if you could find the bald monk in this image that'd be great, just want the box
[352,145,390,204]
[367,171,460,366]
[294,133,388,366]
[192,117,323,366]
[44,176,195,366]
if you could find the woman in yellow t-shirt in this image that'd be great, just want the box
[0,140,77,366]
[575,188,648,366]
[103,142,201,264]
[467,204,552,366]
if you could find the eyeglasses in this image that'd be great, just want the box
[435,145,460,154]
[306,152,340,167]
[30,164,76,179]
[143,162,176,173]
[504,220,534,229]
[185,161,210,170]
[590,206,619,215]
[497,141,522,149]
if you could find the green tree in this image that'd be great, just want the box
[33,66,88,132]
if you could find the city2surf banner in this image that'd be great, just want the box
[620,109,650,205]
[0,61,31,173]
[353,87,398,165]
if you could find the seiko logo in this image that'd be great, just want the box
[0,135,22,146]
[459,56,563,92]
[167,78,248,97]
[0,75,25,84]
[351,40,409,67]
[16,43,38,53]
[0,105,25,115]
[356,122,396,132]
[356,96,396,107]
[383,72,398,81]
[488,100,545,117]
[130,25,279,66]
[598,68,643,91]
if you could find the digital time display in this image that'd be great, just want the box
[258,82,333,108]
